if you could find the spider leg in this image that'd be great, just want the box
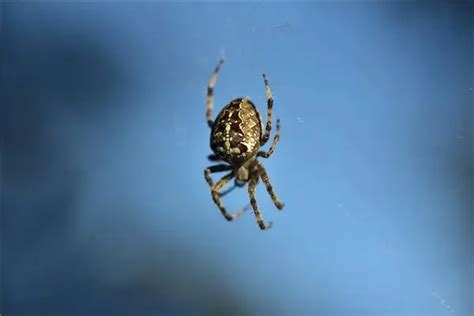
[216,178,243,195]
[257,118,281,158]
[258,162,285,210]
[207,154,222,161]
[248,173,273,230]
[211,172,250,221]
[207,59,224,129]
[204,164,232,187]
[260,74,274,146]
[205,165,248,198]
[218,183,237,197]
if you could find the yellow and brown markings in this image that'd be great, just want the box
[204,60,282,231]
[210,98,262,165]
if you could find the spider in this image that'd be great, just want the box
[204,59,285,230]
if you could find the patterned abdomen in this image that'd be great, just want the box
[210,98,262,166]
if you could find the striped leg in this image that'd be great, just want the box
[257,119,280,158]
[248,174,273,230]
[207,59,224,128]
[205,164,238,197]
[261,74,274,145]
[204,164,232,187]
[258,162,285,210]
[211,172,250,221]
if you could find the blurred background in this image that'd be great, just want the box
[2,2,472,315]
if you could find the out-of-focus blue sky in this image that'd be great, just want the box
[3,2,472,315]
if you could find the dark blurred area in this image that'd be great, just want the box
[2,4,250,316]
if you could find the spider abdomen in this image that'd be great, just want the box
[210,98,262,165]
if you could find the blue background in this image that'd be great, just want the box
[3,2,472,315]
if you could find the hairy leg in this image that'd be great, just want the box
[207,59,224,128]
[204,164,232,187]
[257,118,281,158]
[261,74,274,146]
[218,178,246,197]
[211,172,250,221]
[258,162,285,210]
[248,174,273,230]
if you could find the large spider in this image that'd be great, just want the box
[204,59,285,230]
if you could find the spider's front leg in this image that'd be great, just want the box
[248,174,273,230]
[261,74,274,146]
[206,169,250,221]
[206,59,224,129]
[258,118,281,158]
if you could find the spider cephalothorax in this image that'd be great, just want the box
[204,59,284,230]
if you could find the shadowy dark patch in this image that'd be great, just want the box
[2,4,252,315]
